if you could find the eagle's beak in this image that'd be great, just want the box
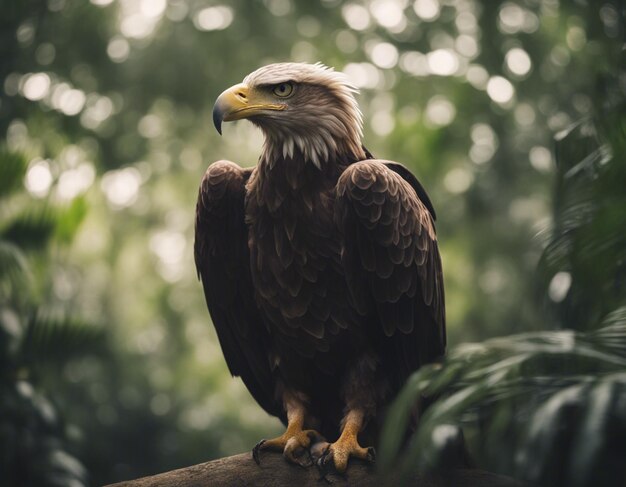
[212,83,286,135]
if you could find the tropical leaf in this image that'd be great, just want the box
[0,198,87,251]
[0,240,31,290]
[381,319,626,483]
[519,373,626,487]
[0,381,88,487]
[0,149,27,199]
[539,96,626,331]
[55,197,88,244]
[0,206,58,251]
[20,312,105,366]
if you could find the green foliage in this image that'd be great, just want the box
[21,312,104,366]
[380,318,626,484]
[0,148,27,197]
[0,147,93,487]
[1,198,87,251]
[1,206,58,251]
[0,381,88,487]
[541,109,626,330]
[381,78,626,486]
[0,240,31,296]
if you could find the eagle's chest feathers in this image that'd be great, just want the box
[245,157,351,344]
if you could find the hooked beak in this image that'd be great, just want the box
[212,83,286,135]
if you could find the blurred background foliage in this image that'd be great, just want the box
[0,0,623,485]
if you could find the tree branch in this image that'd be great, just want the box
[104,452,527,487]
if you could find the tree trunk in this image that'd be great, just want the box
[104,452,527,487]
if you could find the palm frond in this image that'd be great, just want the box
[0,206,58,251]
[0,149,27,199]
[20,312,105,366]
[380,318,626,484]
[0,240,32,291]
[0,197,88,251]
[539,97,626,331]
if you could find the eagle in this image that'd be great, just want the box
[194,62,445,473]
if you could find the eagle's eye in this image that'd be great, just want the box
[273,82,294,98]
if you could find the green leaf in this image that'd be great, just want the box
[0,206,57,251]
[0,240,32,289]
[568,376,626,487]
[21,312,105,365]
[382,323,626,482]
[378,370,429,472]
[518,383,590,484]
[0,149,27,199]
[55,196,88,243]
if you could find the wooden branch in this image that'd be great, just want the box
[104,452,527,487]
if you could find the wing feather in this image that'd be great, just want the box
[336,159,446,390]
[194,160,283,421]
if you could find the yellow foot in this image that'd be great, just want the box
[315,437,376,474]
[252,429,325,467]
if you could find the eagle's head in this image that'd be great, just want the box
[212,62,365,168]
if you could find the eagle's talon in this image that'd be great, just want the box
[253,428,324,468]
[284,439,313,468]
[316,451,334,481]
[314,438,374,474]
[310,441,330,463]
[252,439,267,465]
[366,446,376,463]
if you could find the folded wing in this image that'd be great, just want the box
[194,160,283,421]
[336,160,446,389]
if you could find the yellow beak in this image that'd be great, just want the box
[212,83,286,134]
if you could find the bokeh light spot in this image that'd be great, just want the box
[265,0,292,17]
[335,30,358,54]
[296,16,321,37]
[193,6,234,31]
[549,272,571,302]
[21,73,51,101]
[101,167,142,209]
[370,42,399,69]
[342,4,371,31]
[466,64,489,89]
[25,158,53,198]
[35,43,56,65]
[121,14,156,39]
[400,51,429,77]
[566,25,586,51]
[444,167,474,194]
[427,49,459,76]
[140,0,166,18]
[343,63,380,89]
[413,0,440,21]
[57,163,96,200]
[59,89,86,116]
[150,230,187,282]
[138,114,163,139]
[498,3,539,34]
[107,37,130,63]
[529,146,553,173]
[371,110,395,136]
[456,35,479,59]
[469,123,498,164]
[425,95,456,127]
[514,103,536,126]
[370,0,406,30]
[486,76,515,105]
[505,47,532,77]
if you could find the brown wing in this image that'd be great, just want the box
[335,160,446,390]
[194,160,283,421]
